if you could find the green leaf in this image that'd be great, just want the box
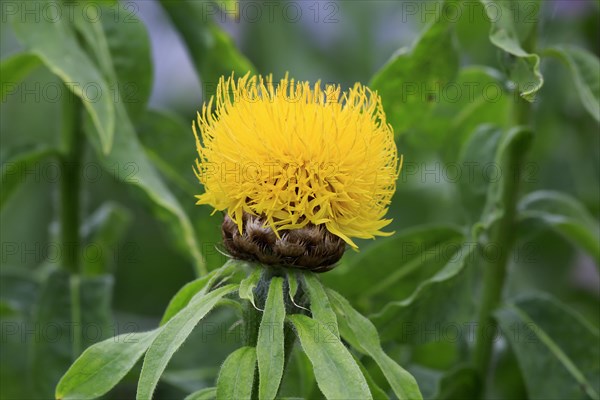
[185,387,217,400]
[458,125,503,223]
[480,0,543,101]
[545,46,600,121]
[136,109,226,272]
[371,2,459,136]
[56,330,159,400]
[216,346,257,400]
[352,354,389,400]
[287,270,299,303]
[303,273,339,338]
[239,267,263,309]
[371,243,476,342]
[137,284,238,400]
[137,109,197,195]
[257,277,285,400]
[0,52,41,99]
[278,346,316,399]
[71,2,153,122]
[159,274,214,326]
[0,145,58,210]
[160,260,239,326]
[159,0,256,99]
[160,255,243,326]
[71,3,205,275]
[81,202,132,275]
[9,0,115,153]
[32,270,113,398]
[287,314,372,400]
[518,190,600,264]
[323,226,465,311]
[495,294,600,400]
[84,102,206,275]
[433,67,510,155]
[328,290,422,400]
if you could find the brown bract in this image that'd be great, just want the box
[221,213,346,272]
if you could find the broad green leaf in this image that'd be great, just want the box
[136,109,226,272]
[432,67,510,156]
[458,125,503,223]
[0,52,41,99]
[32,270,113,398]
[137,284,238,400]
[278,345,316,399]
[159,0,255,99]
[239,267,263,309]
[56,330,158,400]
[84,102,206,275]
[71,2,153,122]
[303,273,339,338]
[328,290,422,400]
[353,354,389,400]
[70,1,205,273]
[185,387,217,400]
[159,273,214,326]
[0,145,58,210]
[518,190,600,264]
[545,46,600,121]
[137,109,197,195]
[495,294,600,399]
[9,0,115,153]
[371,243,476,341]
[371,2,459,137]
[160,257,243,326]
[287,314,372,400]
[480,0,543,101]
[158,309,240,392]
[257,277,285,400]
[216,346,257,400]
[323,226,464,311]
[81,202,132,275]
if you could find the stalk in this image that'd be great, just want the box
[60,86,83,274]
[473,27,538,392]
[472,133,526,377]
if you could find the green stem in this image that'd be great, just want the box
[472,177,518,377]
[242,300,262,400]
[60,86,83,274]
[242,301,262,347]
[473,11,538,393]
[473,90,534,395]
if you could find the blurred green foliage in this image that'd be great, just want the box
[1,0,599,399]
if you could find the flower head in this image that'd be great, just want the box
[193,73,400,250]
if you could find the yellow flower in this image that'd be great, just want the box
[193,73,401,249]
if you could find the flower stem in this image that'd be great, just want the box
[473,11,538,392]
[60,87,83,275]
[473,87,534,395]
